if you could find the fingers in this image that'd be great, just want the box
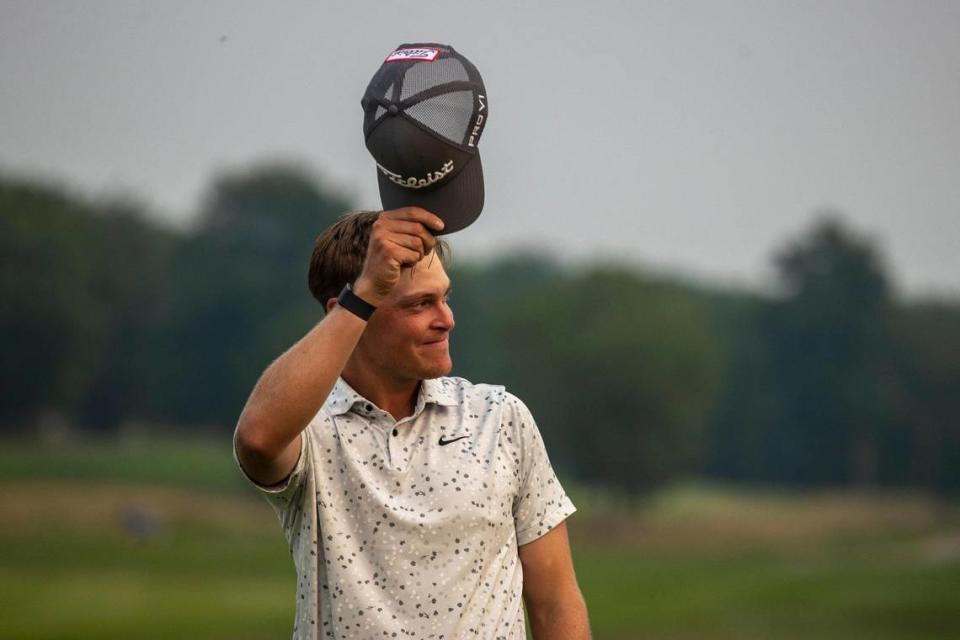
[373,209,441,261]
[379,219,437,254]
[380,207,445,233]
[387,232,428,261]
[385,239,426,267]
[367,221,429,264]
[355,207,445,302]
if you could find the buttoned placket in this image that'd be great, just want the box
[357,401,423,472]
[389,408,427,472]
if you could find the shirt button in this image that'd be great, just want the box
[392,428,398,436]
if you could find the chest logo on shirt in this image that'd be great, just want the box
[438,435,470,446]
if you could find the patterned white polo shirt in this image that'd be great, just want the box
[233,375,576,640]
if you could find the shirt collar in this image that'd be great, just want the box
[327,376,458,417]
[327,377,366,416]
[419,376,459,408]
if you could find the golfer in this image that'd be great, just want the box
[233,206,590,639]
[236,40,589,639]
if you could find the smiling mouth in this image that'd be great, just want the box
[422,336,448,346]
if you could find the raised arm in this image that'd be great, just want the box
[233,207,444,486]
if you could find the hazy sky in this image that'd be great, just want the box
[2,0,958,296]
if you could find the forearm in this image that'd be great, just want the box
[235,304,367,456]
[527,591,591,640]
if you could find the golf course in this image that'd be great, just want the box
[1,435,957,640]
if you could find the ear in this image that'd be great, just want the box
[325,297,338,314]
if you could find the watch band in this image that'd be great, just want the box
[337,283,377,320]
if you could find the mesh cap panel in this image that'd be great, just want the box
[400,58,469,101]
[403,90,474,145]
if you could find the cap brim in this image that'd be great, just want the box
[376,152,484,235]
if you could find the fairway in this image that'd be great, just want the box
[0,438,958,639]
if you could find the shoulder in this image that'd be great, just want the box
[433,376,533,424]
[431,375,510,406]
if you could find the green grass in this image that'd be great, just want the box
[1,437,958,639]
[0,528,293,640]
[577,547,960,640]
[0,434,241,490]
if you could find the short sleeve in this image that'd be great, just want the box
[507,393,577,546]
[233,428,311,510]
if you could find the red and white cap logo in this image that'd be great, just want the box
[384,48,440,63]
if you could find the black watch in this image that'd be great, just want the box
[337,283,377,320]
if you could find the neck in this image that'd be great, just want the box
[341,359,420,422]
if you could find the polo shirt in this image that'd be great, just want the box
[233,375,577,640]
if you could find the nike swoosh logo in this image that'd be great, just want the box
[438,435,469,446]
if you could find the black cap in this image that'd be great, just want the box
[361,43,488,235]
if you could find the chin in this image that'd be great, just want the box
[418,356,453,379]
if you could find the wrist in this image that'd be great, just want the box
[352,278,386,307]
[337,283,378,321]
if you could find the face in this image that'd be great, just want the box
[354,252,455,383]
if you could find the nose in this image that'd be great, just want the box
[432,299,455,332]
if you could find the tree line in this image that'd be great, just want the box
[2,163,958,495]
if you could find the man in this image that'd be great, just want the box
[233,206,590,639]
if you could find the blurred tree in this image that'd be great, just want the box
[0,178,182,432]
[0,179,107,430]
[76,200,179,430]
[159,162,350,428]
[488,264,723,495]
[700,289,781,482]
[448,252,561,384]
[889,301,960,492]
[5,168,959,496]
[768,214,895,487]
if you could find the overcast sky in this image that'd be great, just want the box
[1,0,958,297]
